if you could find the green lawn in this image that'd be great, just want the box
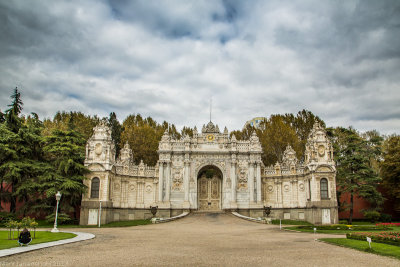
[36,219,151,228]
[271,219,313,226]
[320,238,400,260]
[0,230,76,250]
[284,226,400,234]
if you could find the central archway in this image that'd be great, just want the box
[197,165,223,211]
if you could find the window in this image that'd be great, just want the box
[91,177,100,198]
[320,178,328,199]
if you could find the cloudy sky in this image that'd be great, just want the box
[0,0,399,134]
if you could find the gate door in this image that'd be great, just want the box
[198,175,221,211]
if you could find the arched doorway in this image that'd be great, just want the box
[197,165,222,211]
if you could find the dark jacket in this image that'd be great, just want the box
[19,231,31,244]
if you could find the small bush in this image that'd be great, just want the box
[45,213,72,225]
[339,220,348,224]
[0,212,17,227]
[297,224,389,231]
[380,213,392,223]
[363,210,381,223]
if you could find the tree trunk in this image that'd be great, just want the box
[349,191,354,224]
[10,182,16,213]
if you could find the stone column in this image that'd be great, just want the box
[158,163,164,202]
[249,162,255,203]
[311,173,316,201]
[165,162,171,201]
[230,162,236,202]
[256,162,261,203]
[184,161,189,201]
[153,181,158,203]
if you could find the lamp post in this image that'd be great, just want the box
[98,200,102,228]
[51,191,62,233]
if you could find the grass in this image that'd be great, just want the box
[320,238,400,260]
[284,226,400,234]
[0,230,76,250]
[35,219,152,228]
[271,219,313,225]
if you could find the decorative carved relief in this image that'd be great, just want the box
[299,183,305,191]
[145,185,152,193]
[237,168,248,191]
[284,184,290,192]
[172,169,183,192]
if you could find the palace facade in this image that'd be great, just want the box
[80,121,338,225]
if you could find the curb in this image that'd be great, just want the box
[0,231,95,258]
[231,212,268,224]
[151,212,190,224]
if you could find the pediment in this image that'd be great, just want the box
[316,165,333,172]
[88,163,106,172]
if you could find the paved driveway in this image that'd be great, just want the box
[1,213,399,266]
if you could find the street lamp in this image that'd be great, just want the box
[98,200,102,228]
[51,191,62,233]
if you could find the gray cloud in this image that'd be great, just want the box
[0,0,399,135]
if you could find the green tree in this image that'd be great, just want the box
[0,110,5,123]
[42,111,99,140]
[120,114,164,165]
[258,115,302,166]
[108,112,123,158]
[381,135,400,212]
[5,87,23,133]
[283,109,325,155]
[0,90,51,215]
[331,127,383,224]
[42,129,88,219]
[181,126,194,138]
[230,124,256,141]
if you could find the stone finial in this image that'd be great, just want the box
[224,127,228,134]
[161,129,170,142]
[202,121,219,133]
[250,131,259,142]
[231,134,237,142]
[124,141,130,149]
[313,121,322,130]
[193,126,198,134]
[184,134,190,142]
[282,144,297,167]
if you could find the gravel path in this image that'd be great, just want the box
[1,213,399,266]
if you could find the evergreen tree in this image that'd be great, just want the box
[0,90,51,214]
[5,88,23,133]
[0,110,5,123]
[181,126,194,138]
[331,127,383,224]
[108,112,123,158]
[42,129,88,219]
[381,135,400,213]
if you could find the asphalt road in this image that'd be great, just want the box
[1,213,399,266]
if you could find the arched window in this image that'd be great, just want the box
[320,178,328,199]
[91,177,100,199]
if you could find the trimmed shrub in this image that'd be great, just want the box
[45,212,72,225]
[380,213,392,223]
[363,210,381,223]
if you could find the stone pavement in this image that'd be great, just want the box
[0,231,95,258]
[0,213,399,266]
